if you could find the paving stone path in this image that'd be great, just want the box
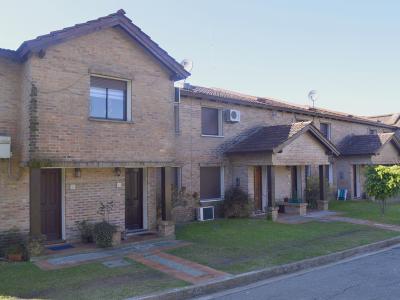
[35,239,230,284]
[305,210,400,232]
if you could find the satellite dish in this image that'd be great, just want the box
[181,59,193,72]
[308,90,318,108]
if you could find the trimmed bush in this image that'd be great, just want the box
[223,187,252,218]
[93,221,117,248]
[75,220,94,243]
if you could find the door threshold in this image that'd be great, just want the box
[125,229,148,236]
[44,239,66,246]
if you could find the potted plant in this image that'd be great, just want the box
[75,220,94,243]
[93,221,118,248]
[94,201,120,247]
[6,244,24,262]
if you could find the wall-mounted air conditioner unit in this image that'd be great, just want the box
[225,109,240,123]
[197,206,214,221]
[0,136,11,158]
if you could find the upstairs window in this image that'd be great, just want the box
[201,107,223,136]
[320,123,331,140]
[369,129,377,135]
[90,76,128,121]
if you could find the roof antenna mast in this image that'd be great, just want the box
[308,90,319,109]
[176,59,193,88]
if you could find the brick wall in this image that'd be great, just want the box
[25,27,176,165]
[64,167,158,240]
[0,57,30,237]
[64,168,125,240]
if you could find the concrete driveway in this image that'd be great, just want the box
[198,245,400,300]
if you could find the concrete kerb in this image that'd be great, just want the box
[129,236,400,300]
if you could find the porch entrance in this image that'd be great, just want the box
[125,168,143,230]
[254,166,263,211]
[40,169,62,241]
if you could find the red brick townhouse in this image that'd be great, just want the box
[0,10,399,243]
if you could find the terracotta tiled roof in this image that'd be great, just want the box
[181,85,398,130]
[0,10,190,80]
[366,113,400,126]
[225,121,340,155]
[337,133,400,156]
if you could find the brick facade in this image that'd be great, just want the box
[0,12,399,242]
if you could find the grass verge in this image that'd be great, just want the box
[0,258,186,300]
[169,218,398,274]
[330,200,400,225]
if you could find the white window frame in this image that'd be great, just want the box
[199,166,225,203]
[201,107,224,138]
[89,74,132,122]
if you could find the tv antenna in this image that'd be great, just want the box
[308,90,318,108]
[175,59,193,88]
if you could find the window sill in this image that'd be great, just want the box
[200,198,224,203]
[88,117,134,124]
[201,135,224,138]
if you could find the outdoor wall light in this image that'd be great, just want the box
[74,168,81,178]
[114,167,121,177]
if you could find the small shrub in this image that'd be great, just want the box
[223,187,252,218]
[0,227,26,258]
[75,220,94,243]
[93,221,117,248]
[305,176,320,209]
[6,243,24,255]
[97,201,114,222]
[26,234,46,258]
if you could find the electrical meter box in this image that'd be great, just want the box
[0,136,11,158]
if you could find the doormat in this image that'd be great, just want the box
[47,244,74,251]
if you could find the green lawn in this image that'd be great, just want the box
[330,200,400,225]
[169,218,398,274]
[0,259,186,300]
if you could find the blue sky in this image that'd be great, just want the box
[1,0,399,115]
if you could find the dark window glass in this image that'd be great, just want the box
[90,76,127,120]
[320,123,330,140]
[200,167,221,200]
[202,107,219,135]
[172,167,181,189]
[369,129,377,135]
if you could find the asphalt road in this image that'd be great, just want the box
[198,246,400,300]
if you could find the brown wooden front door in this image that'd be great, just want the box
[254,166,263,211]
[40,169,62,241]
[125,168,143,230]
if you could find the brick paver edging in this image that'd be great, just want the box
[129,236,400,300]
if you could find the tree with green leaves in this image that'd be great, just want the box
[365,165,400,215]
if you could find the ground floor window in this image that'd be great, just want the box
[172,167,182,190]
[200,166,222,200]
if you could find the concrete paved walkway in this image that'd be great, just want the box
[198,245,400,300]
[36,238,229,284]
[305,210,400,232]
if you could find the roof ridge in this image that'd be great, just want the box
[19,10,124,49]
[183,84,398,129]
